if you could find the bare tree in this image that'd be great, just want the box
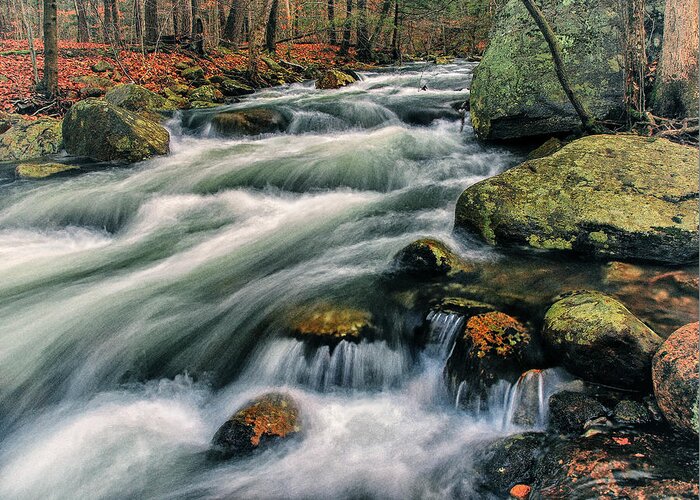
[265,0,279,52]
[145,0,158,43]
[339,0,352,55]
[327,0,336,44]
[653,0,699,117]
[42,0,59,96]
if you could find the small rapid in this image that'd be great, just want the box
[0,62,562,499]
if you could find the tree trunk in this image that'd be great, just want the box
[391,0,399,61]
[370,0,392,46]
[133,0,143,44]
[144,0,158,43]
[620,0,646,122]
[110,0,121,45]
[102,0,112,42]
[42,0,58,95]
[18,0,39,85]
[339,0,352,55]
[356,0,371,61]
[248,0,274,79]
[191,0,198,37]
[75,0,89,41]
[265,0,278,52]
[192,16,204,54]
[653,0,699,118]
[327,0,336,45]
[521,0,597,133]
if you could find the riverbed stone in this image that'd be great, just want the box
[15,162,79,179]
[210,393,300,459]
[62,98,170,163]
[469,0,627,140]
[188,84,224,103]
[476,432,547,494]
[0,118,63,162]
[219,78,255,97]
[455,135,699,264]
[289,305,376,344]
[652,322,699,435]
[391,238,474,277]
[315,69,358,90]
[613,399,653,425]
[211,108,289,136]
[542,291,663,389]
[548,391,608,434]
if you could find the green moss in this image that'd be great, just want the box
[0,119,63,162]
[15,162,79,179]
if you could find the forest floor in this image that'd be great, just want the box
[0,39,363,116]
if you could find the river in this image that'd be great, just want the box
[0,62,693,499]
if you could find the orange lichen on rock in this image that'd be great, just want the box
[464,311,529,358]
[509,483,531,499]
[234,394,300,446]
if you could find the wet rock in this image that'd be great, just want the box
[211,108,289,136]
[469,0,628,140]
[62,98,170,163]
[652,322,699,435]
[391,238,474,277]
[188,84,224,103]
[509,484,531,500]
[105,84,175,113]
[289,305,376,344]
[548,391,608,434]
[455,135,699,264]
[15,162,79,179]
[446,311,534,401]
[210,393,300,459]
[476,432,547,495]
[429,297,495,317]
[542,291,663,388]
[315,69,358,90]
[613,399,653,425]
[535,431,699,498]
[0,118,63,162]
[219,78,255,97]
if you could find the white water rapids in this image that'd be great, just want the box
[0,62,566,499]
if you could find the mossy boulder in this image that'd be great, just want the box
[71,75,115,90]
[469,0,627,140]
[211,108,288,136]
[0,119,63,162]
[105,83,174,113]
[210,393,300,459]
[62,99,170,163]
[455,135,699,264]
[542,291,663,389]
[315,69,358,90]
[526,137,563,160]
[181,66,205,82]
[391,238,474,277]
[289,304,376,344]
[219,78,255,97]
[0,111,26,134]
[91,60,113,73]
[447,311,535,406]
[188,84,224,103]
[15,162,79,179]
[652,322,699,435]
[613,399,653,425]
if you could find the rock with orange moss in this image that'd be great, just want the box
[288,304,377,345]
[652,322,699,436]
[446,311,539,406]
[391,238,475,277]
[509,484,531,499]
[542,291,663,389]
[210,393,301,459]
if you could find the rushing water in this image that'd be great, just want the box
[0,62,691,499]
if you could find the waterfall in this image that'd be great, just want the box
[425,310,465,360]
[501,368,570,430]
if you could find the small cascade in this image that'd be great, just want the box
[425,310,465,361]
[246,338,410,391]
[500,368,570,430]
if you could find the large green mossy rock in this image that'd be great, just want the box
[470,0,626,140]
[105,84,175,113]
[455,135,699,264]
[0,119,63,162]
[62,99,170,163]
[391,238,475,277]
[15,162,79,179]
[315,69,358,90]
[542,291,663,389]
[211,108,288,136]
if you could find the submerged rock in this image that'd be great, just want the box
[476,432,547,494]
[446,311,534,401]
[105,83,174,113]
[211,108,288,136]
[210,393,300,459]
[469,0,627,140]
[15,162,79,179]
[613,399,653,426]
[62,98,170,163]
[289,305,376,344]
[548,391,608,434]
[391,238,474,277]
[455,135,699,264]
[315,69,358,90]
[652,322,699,435]
[0,118,63,162]
[542,291,663,389]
